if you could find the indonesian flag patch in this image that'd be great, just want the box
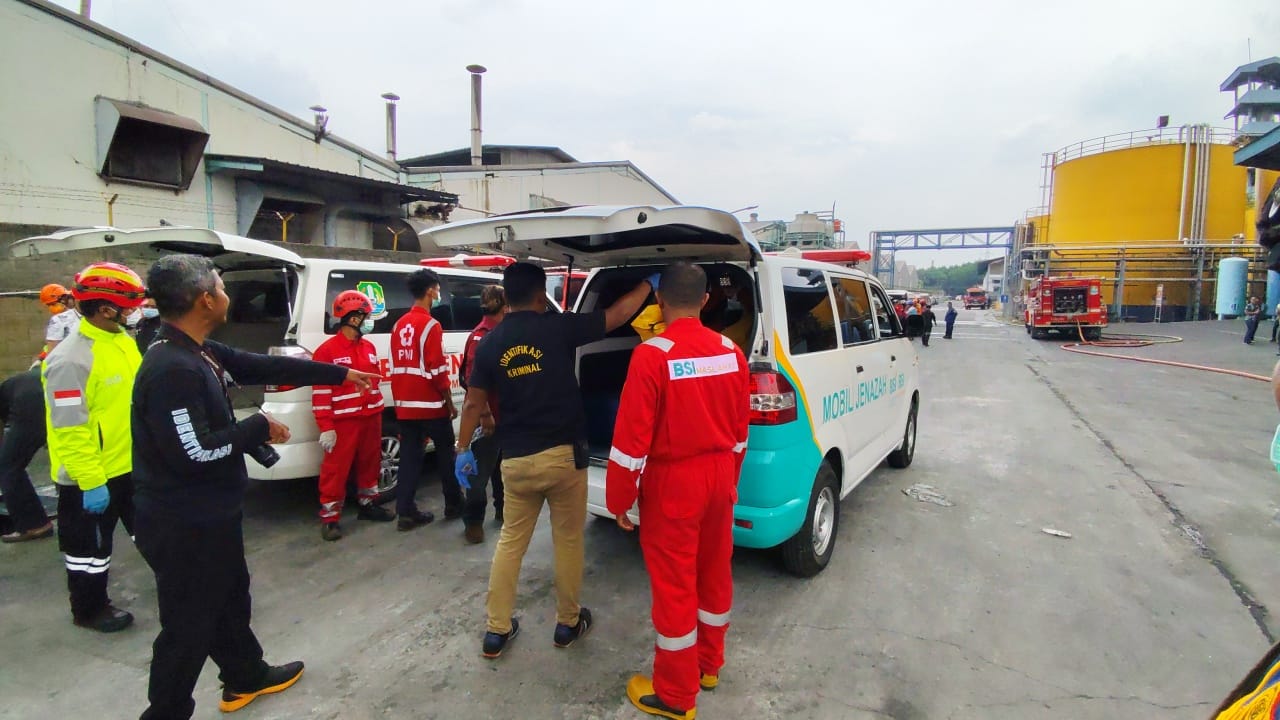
[52,389,83,407]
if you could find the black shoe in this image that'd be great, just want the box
[220,661,304,713]
[482,618,520,659]
[357,503,395,522]
[443,505,464,521]
[321,522,342,541]
[73,604,133,633]
[397,509,434,531]
[553,607,592,649]
[1,521,54,543]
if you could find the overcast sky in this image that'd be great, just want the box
[53,0,1279,266]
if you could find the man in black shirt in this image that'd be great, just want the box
[456,261,655,659]
[132,254,378,720]
[0,367,53,542]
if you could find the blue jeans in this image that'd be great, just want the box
[1245,316,1260,343]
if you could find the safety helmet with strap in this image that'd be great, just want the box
[72,262,146,308]
[332,290,373,322]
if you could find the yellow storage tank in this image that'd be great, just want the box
[1042,133,1253,320]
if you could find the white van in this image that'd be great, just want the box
[9,227,513,494]
[422,205,921,576]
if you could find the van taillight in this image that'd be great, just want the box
[264,346,312,393]
[749,370,797,425]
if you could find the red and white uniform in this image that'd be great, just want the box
[389,306,451,420]
[606,317,750,711]
[312,333,385,522]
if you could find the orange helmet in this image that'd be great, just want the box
[332,290,373,320]
[39,283,71,307]
[71,262,147,308]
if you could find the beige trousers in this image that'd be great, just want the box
[486,444,587,633]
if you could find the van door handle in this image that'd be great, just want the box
[890,355,896,362]
[856,365,865,373]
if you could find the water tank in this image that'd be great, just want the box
[1215,257,1249,317]
[1267,270,1280,319]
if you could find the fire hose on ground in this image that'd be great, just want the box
[1058,321,1270,383]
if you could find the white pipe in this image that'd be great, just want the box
[1177,125,1192,242]
[1199,126,1212,241]
[467,65,486,167]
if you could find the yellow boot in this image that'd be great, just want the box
[626,675,696,720]
[699,674,718,691]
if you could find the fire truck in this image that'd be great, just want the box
[1024,275,1107,340]
[964,287,989,309]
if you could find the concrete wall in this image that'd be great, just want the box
[408,164,677,221]
[0,234,428,379]
[0,0,400,233]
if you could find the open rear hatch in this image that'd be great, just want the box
[420,205,763,267]
[9,226,305,272]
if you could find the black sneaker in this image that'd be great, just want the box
[72,604,134,633]
[482,617,520,659]
[553,607,593,649]
[357,503,395,522]
[321,522,342,542]
[397,509,434,531]
[219,661,304,713]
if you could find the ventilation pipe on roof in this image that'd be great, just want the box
[382,93,399,162]
[467,65,486,166]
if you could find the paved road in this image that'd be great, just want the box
[1,308,1275,719]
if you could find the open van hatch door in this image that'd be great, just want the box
[420,205,763,268]
[9,227,305,272]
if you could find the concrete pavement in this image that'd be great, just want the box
[0,309,1274,719]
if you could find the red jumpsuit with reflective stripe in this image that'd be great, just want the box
[606,317,750,711]
[312,333,385,522]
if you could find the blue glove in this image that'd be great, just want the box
[454,449,476,491]
[646,272,661,290]
[82,485,110,514]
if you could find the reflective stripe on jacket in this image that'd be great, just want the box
[42,318,141,489]
[312,333,385,431]
[389,306,451,420]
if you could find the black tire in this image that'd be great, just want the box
[1031,327,1047,340]
[1084,327,1103,341]
[887,398,918,469]
[378,417,401,499]
[780,461,840,577]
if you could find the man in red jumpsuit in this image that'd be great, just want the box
[312,290,395,541]
[606,261,751,720]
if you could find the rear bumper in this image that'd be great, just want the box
[586,443,816,550]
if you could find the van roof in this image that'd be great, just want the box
[760,254,879,284]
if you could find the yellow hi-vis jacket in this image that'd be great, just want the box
[41,318,142,489]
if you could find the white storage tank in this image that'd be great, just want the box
[1215,257,1249,317]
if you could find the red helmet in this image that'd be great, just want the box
[332,290,373,320]
[71,263,146,308]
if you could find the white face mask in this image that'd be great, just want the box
[124,309,141,328]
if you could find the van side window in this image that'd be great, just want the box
[437,278,497,331]
[781,267,838,355]
[869,285,904,338]
[831,277,876,345]
[325,270,415,335]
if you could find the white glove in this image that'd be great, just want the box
[318,430,337,453]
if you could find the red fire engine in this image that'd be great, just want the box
[964,287,989,309]
[1024,275,1107,340]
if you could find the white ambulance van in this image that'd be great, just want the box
[9,227,513,494]
[422,205,921,576]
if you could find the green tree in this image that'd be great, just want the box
[918,261,987,297]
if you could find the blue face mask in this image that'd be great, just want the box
[141,307,159,320]
[360,318,375,334]
[431,294,443,308]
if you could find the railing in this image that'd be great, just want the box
[1053,126,1238,165]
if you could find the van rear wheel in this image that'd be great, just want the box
[780,461,839,578]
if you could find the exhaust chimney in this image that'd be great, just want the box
[466,64,487,166]
[80,0,90,18]
[381,92,400,162]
